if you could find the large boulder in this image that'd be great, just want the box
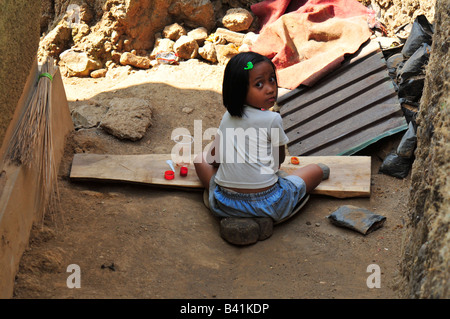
[168,0,215,30]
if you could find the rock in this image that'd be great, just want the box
[205,32,227,45]
[220,217,274,245]
[110,50,122,64]
[173,35,199,60]
[111,30,120,45]
[215,43,239,65]
[119,52,151,69]
[222,8,254,32]
[72,23,91,44]
[71,103,108,129]
[109,0,214,51]
[187,27,208,46]
[38,23,72,60]
[90,68,107,78]
[220,218,260,246]
[75,26,109,62]
[214,27,245,46]
[198,41,217,63]
[150,37,175,59]
[110,3,127,23]
[123,39,132,52]
[168,0,215,30]
[163,23,187,41]
[253,218,274,241]
[100,97,153,141]
[182,107,194,114]
[59,49,101,77]
[327,205,387,235]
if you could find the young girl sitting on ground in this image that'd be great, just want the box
[194,51,328,239]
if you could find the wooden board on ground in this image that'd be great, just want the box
[70,154,371,198]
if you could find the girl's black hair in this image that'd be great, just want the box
[222,51,276,117]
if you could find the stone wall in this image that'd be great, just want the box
[399,0,449,298]
[0,1,40,148]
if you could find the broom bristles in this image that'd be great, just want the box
[6,57,62,224]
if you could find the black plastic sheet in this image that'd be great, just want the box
[398,43,431,81]
[379,151,413,178]
[397,121,417,158]
[401,15,433,58]
[398,75,425,106]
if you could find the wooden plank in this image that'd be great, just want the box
[69,154,371,198]
[70,153,201,188]
[281,156,371,198]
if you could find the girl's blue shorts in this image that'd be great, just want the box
[208,173,307,223]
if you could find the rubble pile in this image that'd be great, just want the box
[38,3,259,78]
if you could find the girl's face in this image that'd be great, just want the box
[245,61,277,110]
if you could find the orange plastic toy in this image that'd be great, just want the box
[291,157,300,165]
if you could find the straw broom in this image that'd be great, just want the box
[6,57,61,223]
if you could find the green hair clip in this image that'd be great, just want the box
[244,61,253,70]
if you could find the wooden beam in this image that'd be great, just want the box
[70,154,371,198]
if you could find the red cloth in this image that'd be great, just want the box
[250,0,376,89]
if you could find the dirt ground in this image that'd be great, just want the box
[12,58,411,299]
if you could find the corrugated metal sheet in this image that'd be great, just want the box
[278,40,408,156]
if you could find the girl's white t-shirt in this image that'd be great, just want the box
[214,105,289,189]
